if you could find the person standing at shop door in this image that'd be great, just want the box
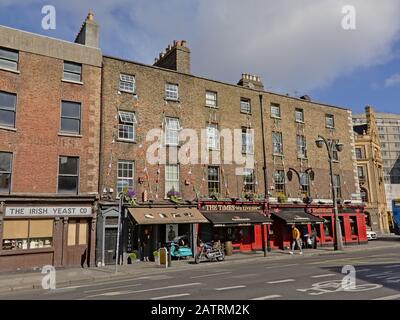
[142,228,151,262]
[311,226,318,249]
[290,224,303,255]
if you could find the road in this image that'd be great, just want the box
[1,246,400,300]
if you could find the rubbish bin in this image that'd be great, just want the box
[225,241,233,256]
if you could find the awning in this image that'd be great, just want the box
[271,208,324,225]
[128,207,209,225]
[202,211,272,227]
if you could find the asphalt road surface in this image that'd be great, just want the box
[1,246,400,300]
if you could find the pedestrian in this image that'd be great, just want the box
[290,224,303,255]
[142,228,151,262]
[311,226,318,249]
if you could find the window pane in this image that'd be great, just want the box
[29,220,53,238]
[58,176,78,194]
[0,109,15,127]
[63,72,81,82]
[0,152,12,172]
[67,221,76,246]
[61,101,80,118]
[64,62,81,74]
[78,221,88,245]
[0,173,11,193]
[118,124,134,140]
[3,220,28,239]
[59,156,78,175]
[0,48,18,61]
[0,92,16,110]
[61,118,80,134]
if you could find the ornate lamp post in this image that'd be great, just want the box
[315,135,344,251]
[287,167,314,202]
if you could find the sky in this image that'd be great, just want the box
[0,0,399,114]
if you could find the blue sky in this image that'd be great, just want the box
[1,0,399,114]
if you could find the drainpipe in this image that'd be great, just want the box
[259,94,271,254]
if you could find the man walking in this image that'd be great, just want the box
[290,224,303,255]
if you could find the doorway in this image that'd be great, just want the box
[104,227,118,264]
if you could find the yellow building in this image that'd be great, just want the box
[353,106,390,234]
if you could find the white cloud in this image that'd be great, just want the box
[1,0,400,94]
[385,73,400,87]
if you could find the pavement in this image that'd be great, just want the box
[0,237,399,297]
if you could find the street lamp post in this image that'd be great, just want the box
[315,135,344,251]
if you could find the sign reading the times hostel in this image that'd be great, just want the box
[5,206,92,217]
[204,204,262,211]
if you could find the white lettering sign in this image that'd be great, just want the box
[5,206,92,217]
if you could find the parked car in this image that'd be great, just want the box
[366,229,377,240]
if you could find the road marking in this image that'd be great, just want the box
[251,294,281,300]
[265,264,298,269]
[215,285,246,291]
[84,282,202,299]
[151,293,190,300]
[191,272,231,279]
[99,291,128,296]
[384,264,400,268]
[84,283,142,293]
[373,294,400,300]
[311,274,336,278]
[356,268,371,272]
[267,279,295,284]
[231,273,258,279]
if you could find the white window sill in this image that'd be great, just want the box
[271,116,281,120]
[58,132,83,138]
[117,139,136,144]
[165,98,180,102]
[0,125,17,132]
[295,120,305,124]
[118,89,136,94]
[62,79,83,85]
[240,112,252,115]
[326,126,335,129]
[273,153,284,157]
[0,66,20,74]
[206,105,218,109]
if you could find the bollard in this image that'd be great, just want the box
[168,250,172,267]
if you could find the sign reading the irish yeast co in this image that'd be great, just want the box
[204,204,262,211]
[5,206,92,217]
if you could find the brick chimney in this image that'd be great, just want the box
[153,40,191,74]
[74,11,99,48]
[237,74,264,90]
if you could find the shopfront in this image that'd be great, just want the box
[124,204,209,262]
[269,206,324,250]
[307,205,367,246]
[0,197,97,272]
[198,201,271,252]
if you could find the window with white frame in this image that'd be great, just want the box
[300,172,310,195]
[272,132,283,155]
[333,174,341,198]
[63,61,82,82]
[205,91,217,108]
[208,166,220,195]
[0,91,17,128]
[274,170,285,193]
[119,74,135,93]
[165,117,180,146]
[243,168,255,193]
[240,98,251,114]
[242,127,254,154]
[117,161,134,195]
[60,101,81,134]
[295,108,304,123]
[165,83,179,101]
[297,135,307,158]
[271,103,281,118]
[118,111,137,141]
[325,114,335,128]
[0,47,18,71]
[165,164,180,197]
[207,123,220,150]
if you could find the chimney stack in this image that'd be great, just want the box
[153,40,191,74]
[237,73,264,90]
[75,11,99,48]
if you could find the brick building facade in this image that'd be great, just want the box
[97,40,365,265]
[0,14,101,271]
